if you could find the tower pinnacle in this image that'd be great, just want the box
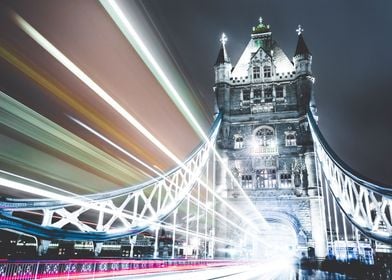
[220,33,227,46]
[296,24,304,35]
[215,33,230,66]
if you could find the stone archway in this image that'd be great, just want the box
[240,210,309,258]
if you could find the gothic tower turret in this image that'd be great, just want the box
[293,25,314,115]
[293,25,312,76]
[214,33,231,113]
[214,33,231,84]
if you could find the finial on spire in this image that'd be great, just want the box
[296,24,304,35]
[220,33,227,46]
[259,17,263,24]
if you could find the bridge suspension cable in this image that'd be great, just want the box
[308,110,392,245]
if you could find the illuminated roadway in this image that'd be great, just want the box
[95,261,351,280]
[96,259,299,280]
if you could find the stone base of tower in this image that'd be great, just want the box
[220,189,326,259]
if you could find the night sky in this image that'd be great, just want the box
[142,0,392,185]
[0,0,391,190]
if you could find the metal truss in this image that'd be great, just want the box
[308,111,392,244]
[0,116,221,243]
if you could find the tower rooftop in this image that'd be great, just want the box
[215,33,230,66]
[294,26,311,56]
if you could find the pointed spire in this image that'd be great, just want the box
[215,33,230,66]
[295,25,311,56]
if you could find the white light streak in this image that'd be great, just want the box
[13,12,266,236]
[100,0,268,228]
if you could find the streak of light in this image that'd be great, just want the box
[13,12,266,237]
[0,91,145,187]
[0,43,159,172]
[69,116,162,182]
[13,12,178,167]
[0,170,80,198]
[100,0,268,228]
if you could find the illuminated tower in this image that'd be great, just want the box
[214,18,326,258]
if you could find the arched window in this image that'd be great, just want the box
[253,66,260,79]
[233,134,244,149]
[285,133,296,146]
[255,127,274,147]
[263,65,271,78]
[253,126,276,154]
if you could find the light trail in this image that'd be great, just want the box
[0,170,80,198]
[100,0,268,228]
[12,12,179,168]
[0,45,158,173]
[12,11,264,237]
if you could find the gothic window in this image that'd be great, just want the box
[254,89,262,99]
[280,173,292,188]
[276,85,284,98]
[241,175,252,189]
[253,89,261,104]
[255,127,274,146]
[242,90,250,101]
[263,65,271,78]
[253,66,260,79]
[233,134,244,149]
[285,133,296,146]
[255,169,276,189]
[264,87,273,102]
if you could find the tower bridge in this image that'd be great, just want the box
[0,2,391,279]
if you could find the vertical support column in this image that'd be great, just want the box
[185,193,190,259]
[196,181,201,259]
[333,198,340,256]
[315,156,328,252]
[93,242,103,257]
[38,240,51,256]
[210,149,216,259]
[341,210,348,261]
[324,177,334,255]
[309,153,327,258]
[153,184,162,259]
[129,235,136,258]
[355,227,360,259]
[154,226,159,259]
[204,158,209,259]
[171,209,177,259]
[304,151,317,194]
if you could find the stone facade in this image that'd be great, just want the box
[214,19,326,258]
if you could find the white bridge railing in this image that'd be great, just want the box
[0,115,221,245]
[308,111,392,244]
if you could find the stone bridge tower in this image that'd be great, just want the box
[214,19,326,258]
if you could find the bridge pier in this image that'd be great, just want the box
[93,241,103,257]
[37,239,50,256]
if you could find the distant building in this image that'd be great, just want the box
[214,18,326,258]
